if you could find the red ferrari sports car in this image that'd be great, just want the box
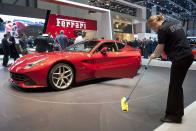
[9,40,141,90]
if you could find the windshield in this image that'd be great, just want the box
[66,41,99,52]
[192,46,196,49]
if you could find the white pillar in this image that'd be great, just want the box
[151,5,157,16]
[151,5,157,33]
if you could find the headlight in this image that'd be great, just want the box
[24,58,47,69]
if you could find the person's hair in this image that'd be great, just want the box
[60,30,64,34]
[77,31,82,36]
[147,14,164,24]
[4,34,8,38]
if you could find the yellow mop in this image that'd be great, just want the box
[121,59,152,112]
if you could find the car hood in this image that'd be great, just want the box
[9,53,48,71]
[9,51,90,72]
[41,51,91,60]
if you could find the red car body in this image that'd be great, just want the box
[9,40,141,89]
[192,49,196,60]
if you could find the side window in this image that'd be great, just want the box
[96,42,118,53]
[117,42,125,50]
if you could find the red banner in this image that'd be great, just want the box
[46,14,97,38]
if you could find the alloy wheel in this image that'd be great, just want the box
[51,64,73,90]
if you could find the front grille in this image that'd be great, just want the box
[10,73,27,81]
[24,79,36,86]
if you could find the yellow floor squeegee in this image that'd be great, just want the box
[121,59,152,112]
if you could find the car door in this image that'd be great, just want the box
[92,42,138,78]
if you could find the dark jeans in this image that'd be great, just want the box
[143,47,149,59]
[3,54,9,66]
[166,55,194,118]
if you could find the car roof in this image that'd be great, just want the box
[94,39,122,43]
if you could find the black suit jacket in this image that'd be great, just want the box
[9,36,19,58]
[2,38,10,55]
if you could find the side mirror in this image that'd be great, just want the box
[100,47,107,55]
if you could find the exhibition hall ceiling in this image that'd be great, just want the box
[88,0,196,20]
[126,0,196,20]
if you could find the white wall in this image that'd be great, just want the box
[137,33,157,40]
[1,0,36,8]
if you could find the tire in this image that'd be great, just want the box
[48,63,74,91]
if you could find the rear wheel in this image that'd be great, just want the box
[49,63,74,90]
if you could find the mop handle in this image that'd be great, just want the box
[145,59,152,69]
[126,59,152,101]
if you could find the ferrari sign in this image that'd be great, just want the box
[56,18,86,29]
[46,14,97,38]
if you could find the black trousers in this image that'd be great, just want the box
[166,55,194,118]
[3,54,9,66]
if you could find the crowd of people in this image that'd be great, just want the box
[1,30,86,67]
[34,30,86,52]
[1,29,159,67]
[126,37,158,59]
[1,32,19,67]
[2,29,192,67]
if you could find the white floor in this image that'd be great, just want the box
[154,101,196,131]
[0,55,196,131]
[142,58,196,70]
[142,58,196,131]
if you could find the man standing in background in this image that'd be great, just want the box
[132,38,139,48]
[142,38,149,58]
[47,32,55,52]
[55,30,69,50]
[35,33,50,52]
[148,37,154,55]
[2,34,10,67]
[7,32,19,61]
[74,31,85,44]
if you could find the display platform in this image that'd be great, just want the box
[0,66,196,131]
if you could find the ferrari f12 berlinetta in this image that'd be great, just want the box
[9,40,141,90]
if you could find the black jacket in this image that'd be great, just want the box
[35,36,50,52]
[9,36,19,59]
[2,38,10,55]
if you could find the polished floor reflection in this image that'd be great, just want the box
[0,65,196,131]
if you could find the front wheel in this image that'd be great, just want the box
[49,63,74,91]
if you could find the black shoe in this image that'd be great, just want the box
[160,116,182,123]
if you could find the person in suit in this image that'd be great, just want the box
[148,37,154,54]
[7,32,19,61]
[55,30,69,50]
[47,32,55,52]
[132,38,139,48]
[2,34,10,67]
[35,33,50,53]
[19,33,28,56]
[142,38,148,58]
